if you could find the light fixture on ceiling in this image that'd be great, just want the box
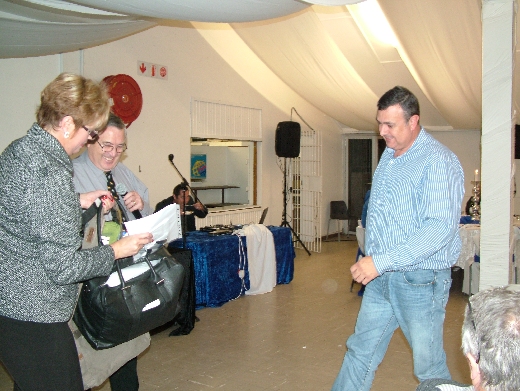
[347,0,398,48]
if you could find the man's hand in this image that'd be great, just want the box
[122,191,144,212]
[193,201,204,211]
[351,256,380,285]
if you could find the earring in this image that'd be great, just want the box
[64,131,70,139]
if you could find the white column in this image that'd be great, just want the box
[480,0,515,290]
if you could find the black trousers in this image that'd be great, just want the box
[84,357,139,391]
[0,314,83,391]
[109,357,139,391]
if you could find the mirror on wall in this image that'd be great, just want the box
[190,138,257,209]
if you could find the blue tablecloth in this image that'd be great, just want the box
[168,226,295,308]
[460,215,479,224]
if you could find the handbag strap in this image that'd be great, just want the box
[114,249,165,290]
[81,198,102,227]
[80,199,105,250]
[115,249,172,325]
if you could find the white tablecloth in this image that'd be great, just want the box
[456,224,480,294]
[455,224,480,269]
[456,224,520,294]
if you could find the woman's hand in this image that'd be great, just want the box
[110,232,153,259]
[79,190,112,209]
[100,195,115,214]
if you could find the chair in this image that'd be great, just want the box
[326,201,352,241]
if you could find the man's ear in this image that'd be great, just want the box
[408,114,419,130]
[466,352,482,387]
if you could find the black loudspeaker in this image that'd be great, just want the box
[275,121,301,158]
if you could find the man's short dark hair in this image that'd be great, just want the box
[173,183,188,197]
[106,112,126,130]
[377,86,420,122]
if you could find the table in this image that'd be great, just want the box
[457,224,481,294]
[456,223,520,294]
[456,224,480,269]
[168,226,295,307]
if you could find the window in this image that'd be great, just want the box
[190,138,257,208]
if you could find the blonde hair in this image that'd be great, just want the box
[37,73,110,133]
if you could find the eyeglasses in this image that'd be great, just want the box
[467,300,480,363]
[97,141,127,153]
[82,125,99,139]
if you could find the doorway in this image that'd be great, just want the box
[344,135,385,231]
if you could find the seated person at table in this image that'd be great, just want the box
[416,286,520,391]
[155,184,208,231]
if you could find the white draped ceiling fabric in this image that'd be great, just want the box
[0,0,519,287]
[1,0,519,131]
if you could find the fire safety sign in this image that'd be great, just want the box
[137,61,168,80]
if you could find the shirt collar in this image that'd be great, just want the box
[386,127,426,161]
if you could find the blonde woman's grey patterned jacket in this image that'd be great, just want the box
[0,123,114,323]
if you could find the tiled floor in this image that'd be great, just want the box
[0,240,472,390]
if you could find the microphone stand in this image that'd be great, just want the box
[167,155,208,248]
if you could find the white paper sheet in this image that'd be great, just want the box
[105,259,160,287]
[123,204,182,259]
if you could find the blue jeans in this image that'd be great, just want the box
[332,268,452,391]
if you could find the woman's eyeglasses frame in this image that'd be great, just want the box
[82,125,99,139]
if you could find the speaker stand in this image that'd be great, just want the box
[280,158,311,256]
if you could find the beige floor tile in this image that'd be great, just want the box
[0,240,471,391]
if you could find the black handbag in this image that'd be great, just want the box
[74,200,185,350]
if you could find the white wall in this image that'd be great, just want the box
[190,144,250,205]
[323,122,346,205]
[0,25,344,230]
[0,55,62,151]
[226,147,250,204]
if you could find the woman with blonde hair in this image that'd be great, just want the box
[0,73,153,391]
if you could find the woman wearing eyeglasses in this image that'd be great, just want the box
[0,73,153,391]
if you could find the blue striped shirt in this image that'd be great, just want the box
[365,129,464,273]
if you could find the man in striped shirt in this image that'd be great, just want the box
[332,86,464,391]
